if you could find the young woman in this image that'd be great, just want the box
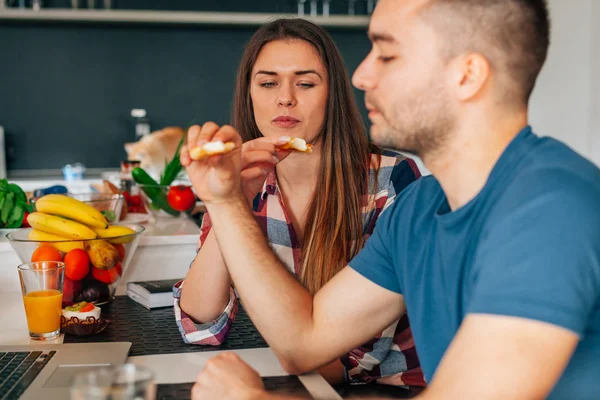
[176,18,424,387]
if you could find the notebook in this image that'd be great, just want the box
[126,278,181,309]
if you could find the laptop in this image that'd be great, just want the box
[0,342,131,400]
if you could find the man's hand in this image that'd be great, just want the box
[191,353,266,400]
[180,122,244,204]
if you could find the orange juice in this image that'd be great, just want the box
[23,289,63,334]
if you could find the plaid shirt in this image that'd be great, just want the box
[173,152,426,386]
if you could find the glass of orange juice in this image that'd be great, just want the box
[18,261,65,340]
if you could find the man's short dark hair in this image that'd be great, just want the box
[420,0,550,106]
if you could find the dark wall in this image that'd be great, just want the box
[0,22,370,170]
[20,0,373,15]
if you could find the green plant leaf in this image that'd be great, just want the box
[6,206,24,229]
[159,136,185,186]
[1,192,14,224]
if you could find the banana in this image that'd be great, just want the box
[27,212,97,240]
[27,229,84,253]
[34,194,108,229]
[93,225,136,244]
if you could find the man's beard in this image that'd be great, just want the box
[367,86,455,159]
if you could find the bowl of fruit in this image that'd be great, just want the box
[6,194,144,306]
[31,193,125,223]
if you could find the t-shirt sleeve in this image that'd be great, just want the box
[468,178,600,336]
[350,199,403,294]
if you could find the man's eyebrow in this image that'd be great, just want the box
[368,32,398,43]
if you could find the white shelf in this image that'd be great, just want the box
[0,9,370,29]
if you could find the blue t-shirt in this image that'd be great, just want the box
[350,126,600,399]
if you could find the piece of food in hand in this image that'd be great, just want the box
[189,141,236,161]
[62,301,101,320]
[276,137,313,153]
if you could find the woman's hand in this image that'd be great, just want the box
[240,136,291,203]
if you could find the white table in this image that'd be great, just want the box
[0,216,341,400]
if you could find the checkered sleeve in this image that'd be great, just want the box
[172,213,239,345]
[341,316,425,386]
[382,154,422,213]
[341,154,425,386]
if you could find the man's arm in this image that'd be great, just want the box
[183,123,404,374]
[419,314,579,400]
[207,196,405,374]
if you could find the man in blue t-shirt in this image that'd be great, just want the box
[183,0,600,399]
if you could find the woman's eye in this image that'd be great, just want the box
[298,83,316,89]
[260,82,277,88]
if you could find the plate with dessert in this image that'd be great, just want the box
[60,301,112,337]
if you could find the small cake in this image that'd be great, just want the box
[190,141,236,161]
[62,301,101,320]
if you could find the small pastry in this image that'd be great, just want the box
[189,141,236,161]
[62,301,101,320]
[276,137,313,153]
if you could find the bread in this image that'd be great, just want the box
[189,141,236,161]
[276,137,313,153]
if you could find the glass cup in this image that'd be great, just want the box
[18,261,65,341]
[71,364,156,400]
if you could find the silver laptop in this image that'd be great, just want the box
[0,342,131,400]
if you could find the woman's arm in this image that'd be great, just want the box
[180,215,233,323]
[180,228,233,322]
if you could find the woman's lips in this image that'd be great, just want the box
[273,116,300,128]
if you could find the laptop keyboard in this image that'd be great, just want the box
[157,375,312,399]
[0,351,56,400]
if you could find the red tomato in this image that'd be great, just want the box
[167,185,196,211]
[113,244,126,262]
[64,249,90,281]
[92,263,123,285]
[31,245,62,263]
[22,211,31,228]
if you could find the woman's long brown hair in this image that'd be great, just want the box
[233,18,379,293]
